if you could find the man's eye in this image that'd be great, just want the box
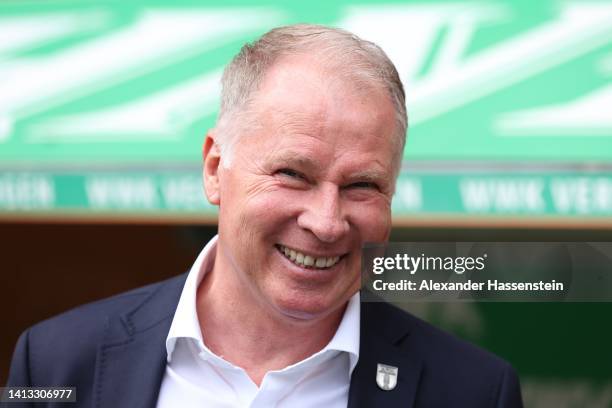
[278,168,304,180]
[349,181,379,190]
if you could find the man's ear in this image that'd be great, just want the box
[202,131,221,205]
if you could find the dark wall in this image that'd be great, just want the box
[0,222,217,385]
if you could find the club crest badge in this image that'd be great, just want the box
[376,363,398,391]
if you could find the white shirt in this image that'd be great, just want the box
[156,235,360,408]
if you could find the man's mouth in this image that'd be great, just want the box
[276,244,342,269]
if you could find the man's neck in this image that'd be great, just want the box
[195,254,346,386]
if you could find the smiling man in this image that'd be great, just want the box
[7,25,523,407]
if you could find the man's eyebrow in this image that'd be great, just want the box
[270,152,318,171]
[347,168,391,183]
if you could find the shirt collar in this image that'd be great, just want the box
[165,235,218,359]
[326,290,360,374]
[165,234,361,373]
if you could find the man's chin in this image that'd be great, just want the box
[278,307,321,321]
[271,296,346,324]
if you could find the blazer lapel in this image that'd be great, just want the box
[348,300,423,408]
[93,275,187,408]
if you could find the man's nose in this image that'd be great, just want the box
[297,184,350,243]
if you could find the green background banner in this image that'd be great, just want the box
[1,0,611,221]
[2,170,611,217]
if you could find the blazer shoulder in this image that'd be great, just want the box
[30,273,186,337]
[11,273,186,385]
[8,274,186,389]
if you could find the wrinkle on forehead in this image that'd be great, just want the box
[255,85,393,145]
[253,53,389,114]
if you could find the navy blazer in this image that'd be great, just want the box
[6,273,523,407]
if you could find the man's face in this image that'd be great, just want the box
[210,56,398,322]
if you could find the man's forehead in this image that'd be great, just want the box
[259,54,333,90]
[254,57,333,113]
[236,53,400,179]
[251,60,394,136]
[253,54,386,109]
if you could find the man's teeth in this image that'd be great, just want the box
[279,245,340,269]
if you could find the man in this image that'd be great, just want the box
[7,25,523,407]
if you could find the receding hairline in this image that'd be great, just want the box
[214,24,407,175]
[251,52,396,112]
